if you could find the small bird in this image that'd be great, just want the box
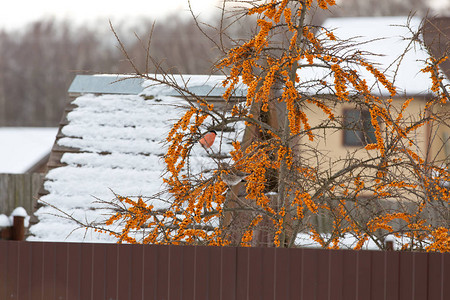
[219,162,250,186]
[199,130,217,149]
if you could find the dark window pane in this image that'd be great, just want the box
[362,110,377,144]
[343,109,376,146]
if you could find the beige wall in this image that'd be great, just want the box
[297,96,449,173]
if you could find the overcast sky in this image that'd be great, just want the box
[1,0,449,31]
[0,0,220,30]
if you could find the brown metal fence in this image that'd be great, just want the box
[0,240,448,300]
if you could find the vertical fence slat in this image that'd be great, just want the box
[274,248,289,300]
[288,248,302,300]
[142,244,158,300]
[195,246,210,300]
[342,249,357,300]
[181,245,195,300]
[301,248,317,300]
[399,251,414,300]
[220,246,236,300]
[0,175,10,213]
[104,243,118,300]
[248,247,263,300]
[7,242,20,299]
[41,242,56,300]
[17,242,32,300]
[316,249,330,300]
[30,242,44,300]
[413,252,428,300]
[385,251,399,300]
[371,251,385,300]
[208,246,222,300]
[6,241,19,299]
[67,243,81,300]
[92,244,106,300]
[117,244,133,300]
[427,253,441,300]
[53,243,68,300]
[79,243,93,300]
[329,250,345,300]
[156,245,169,300]
[0,241,7,299]
[168,244,183,300]
[443,254,450,300]
[356,250,371,300]
[236,247,250,300]
[130,244,144,300]
[262,247,275,300]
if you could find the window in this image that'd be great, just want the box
[343,109,376,146]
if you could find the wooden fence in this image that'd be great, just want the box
[0,240,448,300]
[0,173,44,216]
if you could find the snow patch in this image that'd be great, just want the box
[0,214,10,227]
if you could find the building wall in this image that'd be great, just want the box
[298,96,448,176]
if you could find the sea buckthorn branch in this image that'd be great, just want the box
[92,1,450,251]
[421,55,450,104]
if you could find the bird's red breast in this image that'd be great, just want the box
[199,131,217,149]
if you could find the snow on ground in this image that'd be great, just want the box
[0,127,57,173]
[295,232,418,250]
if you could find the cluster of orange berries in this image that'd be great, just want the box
[421,56,449,103]
[360,60,397,97]
[240,215,263,246]
[318,0,336,10]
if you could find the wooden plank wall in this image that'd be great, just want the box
[0,173,44,216]
[0,241,448,300]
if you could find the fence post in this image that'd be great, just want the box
[11,216,24,241]
[385,235,394,251]
[0,227,11,239]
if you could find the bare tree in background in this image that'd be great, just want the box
[0,0,446,127]
[0,14,255,127]
[0,20,120,126]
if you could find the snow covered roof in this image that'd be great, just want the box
[299,16,448,96]
[0,127,57,174]
[29,76,244,242]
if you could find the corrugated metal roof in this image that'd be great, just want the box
[161,85,234,98]
[68,75,145,95]
[68,74,247,98]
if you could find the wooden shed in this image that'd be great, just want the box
[29,74,245,242]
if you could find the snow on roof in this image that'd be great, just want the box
[298,16,447,96]
[29,91,244,242]
[0,127,57,174]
